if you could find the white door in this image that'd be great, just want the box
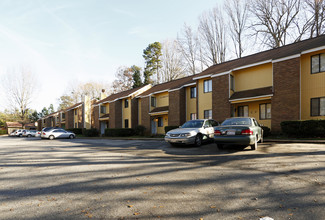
[151,119,157,135]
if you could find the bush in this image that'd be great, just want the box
[281,120,325,138]
[0,130,7,135]
[66,128,83,135]
[134,125,146,136]
[105,128,135,137]
[164,126,179,134]
[83,128,99,137]
[261,126,271,137]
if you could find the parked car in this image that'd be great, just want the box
[35,131,41,138]
[22,130,38,138]
[9,130,17,136]
[41,128,76,140]
[165,119,219,146]
[12,129,26,137]
[214,117,263,150]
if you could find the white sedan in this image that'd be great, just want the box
[165,119,219,147]
[41,128,76,140]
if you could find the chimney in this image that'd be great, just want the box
[100,89,106,100]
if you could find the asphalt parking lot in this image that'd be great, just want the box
[0,136,324,220]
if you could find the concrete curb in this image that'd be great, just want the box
[264,138,325,144]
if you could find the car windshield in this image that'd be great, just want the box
[222,118,252,126]
[181,120,204,128]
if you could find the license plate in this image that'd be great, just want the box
[227,130,236,135]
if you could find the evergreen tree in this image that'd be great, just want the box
[131,65,143,88]
[143,42,162,84]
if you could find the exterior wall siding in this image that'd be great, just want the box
[272,58,301,132]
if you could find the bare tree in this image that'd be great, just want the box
[198,5,227,66]
[250,0,301,48]
[111,66,133,93]
[161,39,187,82]
[1,66,38,121]
[304,0,325,37]
[225,0,250,58]
[177,24,201,74]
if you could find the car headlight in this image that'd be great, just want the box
[180,133,191,137]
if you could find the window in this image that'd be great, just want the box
[260,103,271,119]
[124,99,129,108]
[238,106,248,117]
[311,97,325,116]
[74,110,77,115]
[209,120,219,127]
[124,119,129,128]
[100,106,106,114]
[230,75,234,91]
[190,113,197,120]
[61,113,65,120]
[151,97,156,107]
[203,80,212,93]
[204,110,212,119]
[158,117,163,127]
[190,87,196,98]
[311,53,325,74]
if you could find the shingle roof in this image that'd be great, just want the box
[230,86,273,100]
[65,102,83,111]
[96,85,151,105]
[196,35,325,78]
[150,106,169,114]
[139,75,196,97]
[6,122,23,128]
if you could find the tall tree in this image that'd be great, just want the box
[1,66,38,120]
[28,110,41,122]
[177,24,201,74]
[250,0,301,48]
[111,66,134,93]
[143,42,162,84]
[305,0,325,38]
[161,39,187,82]
[225,0,250,58]
[57,95,74,110]
[131,65,143,88]
[198,5,227,66]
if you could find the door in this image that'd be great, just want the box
[151,118,157,135]
[100,121,107,135]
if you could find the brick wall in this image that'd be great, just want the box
[140,97,151,135]
[92,105,100,130]
[131,98,139,128]
[78,106,83,128]
[212,74,231,123]
[66,110,74,129]
[109,100,122,128]
[169,89,186,126]
[272,57,300,132]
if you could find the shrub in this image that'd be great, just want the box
[0,130,7,135]
[83,128,99,137]
[281,120,325,138]
[164,126,179,134]
[66,128,83,135]
[261,126,271,137]
[105,128,135,137]
[134,125,146,136]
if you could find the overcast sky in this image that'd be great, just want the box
[0,0,221,112]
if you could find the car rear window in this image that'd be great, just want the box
[222,118,251,126]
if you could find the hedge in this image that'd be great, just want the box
[134,125,146,136]
[83,128,99,137]
[261,126,271,137]
[66,128,83,135]
[280,120,325,138]
[164,126,179,134]
[105,128,135,137]
[0,130,7,135]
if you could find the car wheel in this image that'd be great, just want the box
[69,135,74,139]
[49,135,54,140]
[19,134,22,137]
[217,144,224,150]
[251,136,258,150]
[27,134,31,138]
[194,134,202,147]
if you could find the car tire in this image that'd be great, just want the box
[194,134,202,147]
[251,136,258,150]
[49,135,54,140]
[217,144,224,150]
[27,134,31,138]
[69,135,74,139]
[19,134,22,137]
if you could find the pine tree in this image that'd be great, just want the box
[131,65,143,88]
[143,42,162,84]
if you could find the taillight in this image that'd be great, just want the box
[214,130,222,135]
[42,132,46,135]
[241,129,253,135]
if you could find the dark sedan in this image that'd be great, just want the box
[214,117,263,150]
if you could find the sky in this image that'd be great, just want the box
[0,0,222,112]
